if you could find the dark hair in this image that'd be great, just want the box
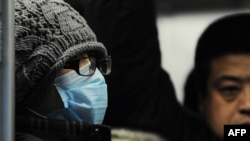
[184,68,200,114]
[194,13,250,100]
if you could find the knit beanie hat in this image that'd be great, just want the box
[15,0,108,106]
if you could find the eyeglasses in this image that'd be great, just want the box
[63,56,112,76]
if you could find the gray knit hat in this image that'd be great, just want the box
[15,0,108,105]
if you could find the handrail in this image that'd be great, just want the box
[0,0,15,140]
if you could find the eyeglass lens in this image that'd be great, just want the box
[98,56,112,75]
[78,57,96,76]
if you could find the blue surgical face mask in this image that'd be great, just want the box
[50,63,108,124]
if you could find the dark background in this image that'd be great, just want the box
[156,0,249,13]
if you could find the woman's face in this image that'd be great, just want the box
[202,54,250,139]
[29,54,91,115]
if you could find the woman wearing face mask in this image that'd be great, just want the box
[12,0,111,141]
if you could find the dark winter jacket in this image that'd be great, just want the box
[16,116,111,141]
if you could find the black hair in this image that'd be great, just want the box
[194,12,250,101]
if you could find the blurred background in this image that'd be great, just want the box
[155,0,250,103]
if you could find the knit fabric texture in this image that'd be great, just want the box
[15,0,107,105]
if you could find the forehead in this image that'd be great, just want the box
[210,54,250,80]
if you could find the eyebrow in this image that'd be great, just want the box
[214,75,243,86]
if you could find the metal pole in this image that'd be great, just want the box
[0,0,15,140]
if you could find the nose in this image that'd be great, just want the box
[239,86,250,116]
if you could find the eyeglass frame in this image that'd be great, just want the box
[63,56,112,76]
